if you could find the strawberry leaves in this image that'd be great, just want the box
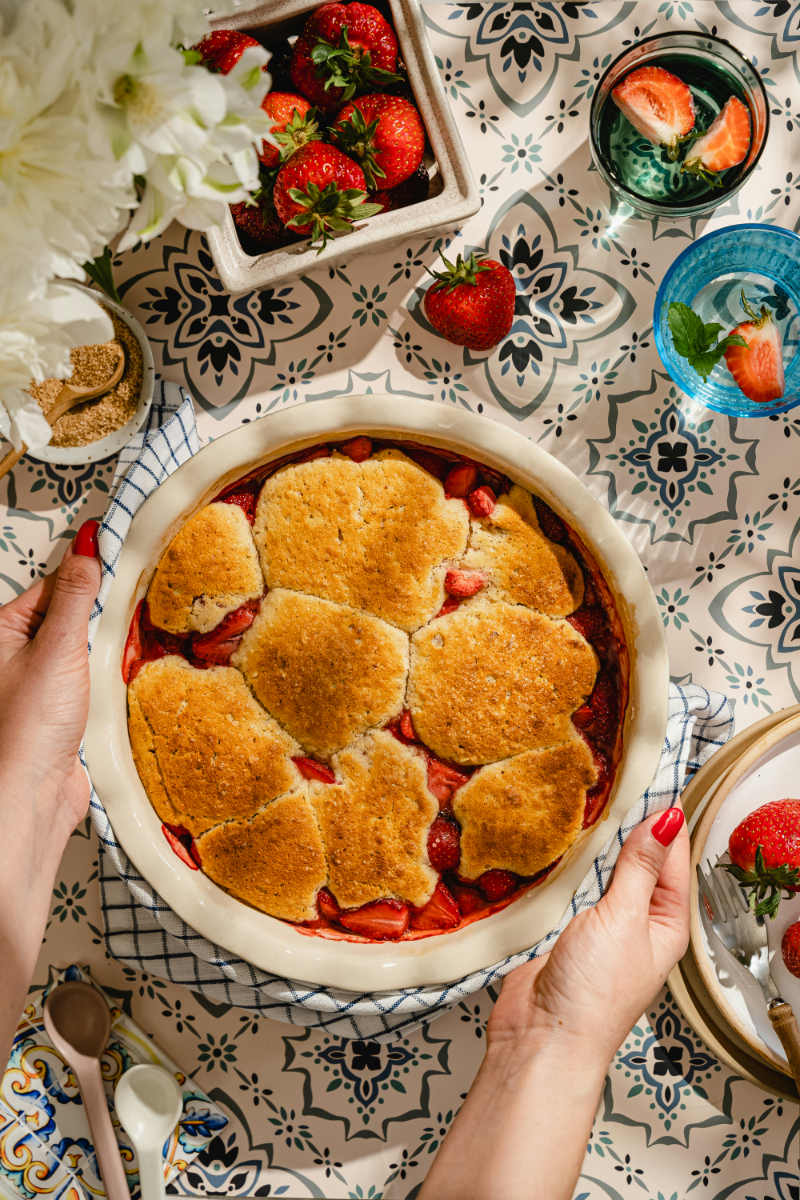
[285,181,382,252]
[721,845,800,919]
[311,28,400,101]
[667,301,747,381]
[331,106,385,188]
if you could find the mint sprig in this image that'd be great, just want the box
[667,301,747,381]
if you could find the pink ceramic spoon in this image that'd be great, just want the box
[43,982,130,1200]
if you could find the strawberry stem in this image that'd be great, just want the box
[286,181,382,252]
[427,252,491,293]
[272,106,322,162]
[310,28,401,101]
[331,106,386,189]
[720,845,800,919]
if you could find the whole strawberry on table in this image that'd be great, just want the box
[423,252,516,352]
[195,4,430,256]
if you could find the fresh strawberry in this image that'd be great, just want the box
[468,486,496,519]
[531,496,566,542]
[434,596,461,619]
[684,95,751,184]
[259,92,320,168]
[611,65,695,159]
[293,756,337,783]
[444,462,478,497]
[426,758,471,806]
[782,922,800,978]
[273,143,382,251]
[290,2,400,114]
[192,600,260,661]
[450,881,485,917]
[424,253,515,352]
[723,290,785,405]
[479,869,518,902]
[338,898,410,939]
[162,824,200,871]
[445,569,486,598]
[400,710,417,740]
[410,882,460,930]
[427,815,461,871]
[370,163,429,213]
[317,887,342,920]
[724,799,800,918]
[340,435,372,461]
[218,490,257,522]
[332,94,425,189]
[230,186,291,253]
[193,30,262,75]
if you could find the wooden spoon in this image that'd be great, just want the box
[43,981,131,1200]
[0,343,125,482]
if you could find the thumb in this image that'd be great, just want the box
[608,806,685,911]
[36,521,102,652]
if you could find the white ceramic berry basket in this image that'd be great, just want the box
[205,0,480,295]
[85,397,668,991]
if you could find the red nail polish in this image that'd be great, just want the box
[652,807,684,847]
[73,519,100,558]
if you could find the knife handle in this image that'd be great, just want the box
[768,1001,800,1088]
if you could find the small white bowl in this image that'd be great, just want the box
[29,283,155,467]
[86,397,668,991]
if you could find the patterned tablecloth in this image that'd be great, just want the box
[5,2,800,1195]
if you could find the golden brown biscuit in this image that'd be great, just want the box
[233,590,409,759]
[254,449,469,631]
[463,485,583,615]
[197,791,327,922]
[453,738,596,879]
[127,656,300,836]
[408,596,598,764]
[147,502,263,634]
[311,730,438,908]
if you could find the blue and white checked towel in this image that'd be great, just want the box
[87,383,734,1043]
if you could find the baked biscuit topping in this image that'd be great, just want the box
[311,731,438,909]
[232,589,408,758]
[197,791,327,922]
[127,656,300,836]
[254,450,469,631]
[407,596,599,765]
[147,502,263,634]
[453,738,596,880]
[126,435,626,941]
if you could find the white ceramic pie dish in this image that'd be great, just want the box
[85,396,669,990]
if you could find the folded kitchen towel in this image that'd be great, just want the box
[86,382,734,1043]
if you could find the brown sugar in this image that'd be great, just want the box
[28,308,144,449]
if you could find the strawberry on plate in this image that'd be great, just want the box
[273,142,382,251]
[338,898,410,939]
[258,93,321,168]
[782,921,800,978]
[683,95,751,185]
[611,64,695,160]
[722,798,800,918]
[332,94,425,189]
[424,253,515,352]
[723,290,785,405]
[290,2,400,114]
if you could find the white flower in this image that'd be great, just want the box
[0,281,113,450]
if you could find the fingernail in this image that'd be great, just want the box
[73,519,100,558]
[652,807,685,847]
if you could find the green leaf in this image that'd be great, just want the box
[83,246,122,305]
[667,302,705,357]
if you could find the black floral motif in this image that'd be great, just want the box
[752,590,787,629]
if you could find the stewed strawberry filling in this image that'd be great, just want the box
[134,435,627,942]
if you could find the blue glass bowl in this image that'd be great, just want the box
[653,224,800,417]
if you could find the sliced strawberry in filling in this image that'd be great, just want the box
[479,869,519,902]
[218,490,257,523]
[316,887,342,920]
[567,607,609,646]
[403,449,449,480]
[450,880,486,917]
[427,814,461,871]
[572,672,618,745]
[293,756,336,783]
[338,898,410,940]
[468,486,496,518]
[434,595,462,619]
[161,823,201,871]
[410,881,460,930]
[192,600,260,661]
[444,462,479,497]
[340,436,372,462]
[426,758,472,807]
[445,569,486,598]
[531,496,566,542]
[582,740,611,828]
[400,710,417,740]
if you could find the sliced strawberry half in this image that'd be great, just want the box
[434,596,462,619]
[612,65,695,159]
[219,490,257,523]
[427,758,472,807]
[410,882,460,931]
[427,814,461,871]
[293,756,336,783]
[340,436,373,462]
[445,569,486,598]
[317,887,342,920]
[338,898,410,940]
[479,869,519,902]
[162,823,200,871]
[192,600,260,661]
[444,462,479,497]
[573,672,618,745]
[723,291,785,405]
[450,881,486,917]
[468,486,496,519]
[684,95,751,183]
[400,710,417,740]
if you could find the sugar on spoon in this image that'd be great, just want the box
[43,981,130,1200]
[0,341,124,483]
[115,1064,184,1200]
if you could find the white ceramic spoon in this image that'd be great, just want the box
[115,1064,184,1200]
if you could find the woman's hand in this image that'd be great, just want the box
[420,804,689,1200]
[0,520,101,1064]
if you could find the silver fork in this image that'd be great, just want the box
[696,859,800,1087]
